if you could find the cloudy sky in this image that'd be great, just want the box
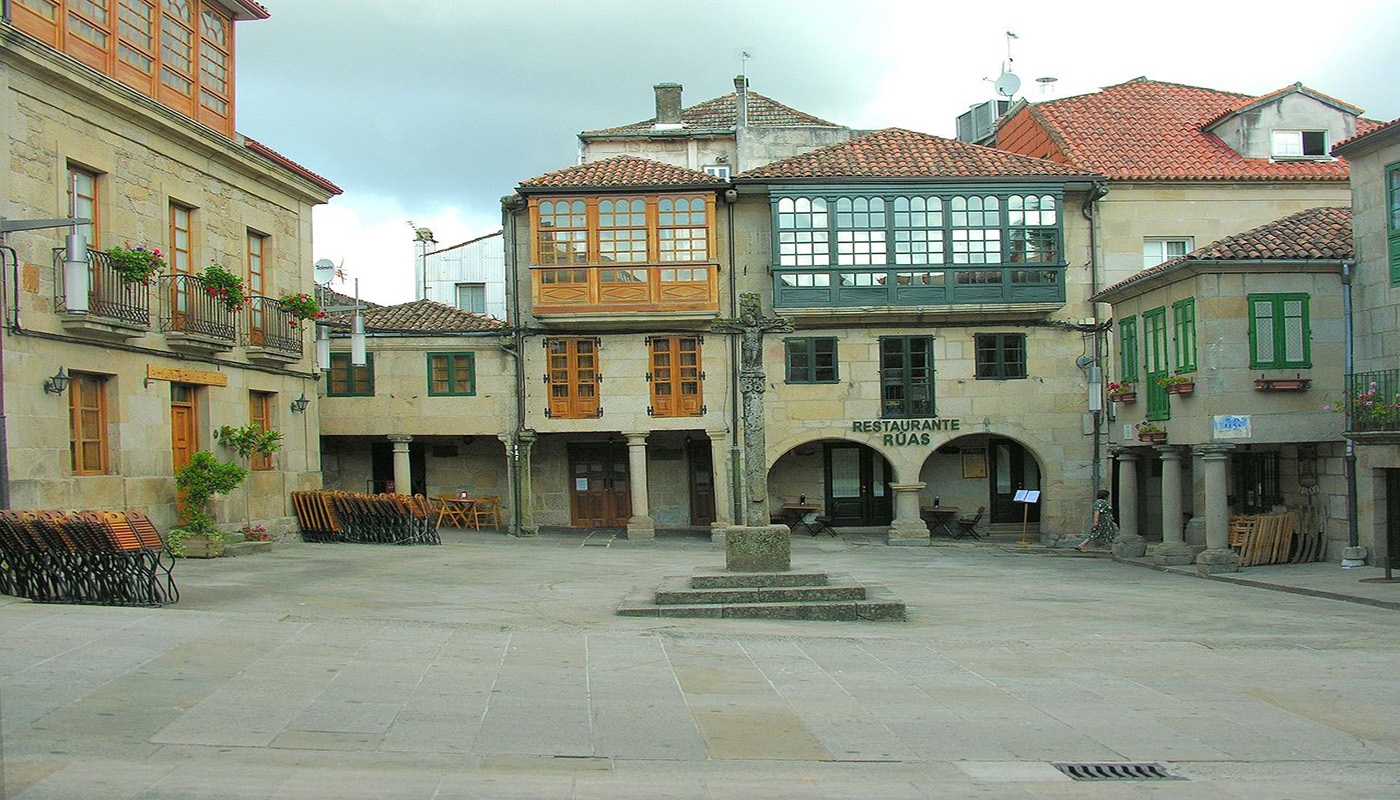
[234,0,1400,304]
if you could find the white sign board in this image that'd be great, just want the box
[1212,415,1252,440]
[1013,490,1041,503]
[575,477,589,491]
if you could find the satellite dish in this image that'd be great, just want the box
[995,71,1021,98]
[314,258,336,285]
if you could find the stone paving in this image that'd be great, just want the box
[2,530,1399,799]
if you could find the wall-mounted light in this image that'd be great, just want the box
[44,366,72,395]
[290,393,310,414]
[316,324,331,371]
[351,311,366,366]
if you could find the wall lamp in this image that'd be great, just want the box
[44,367,72,395]
[291,393,311,414]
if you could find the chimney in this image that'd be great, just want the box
[733,75,749,129]
[412,226,436,301]
[653,83,683,130]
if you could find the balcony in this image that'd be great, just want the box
[531,264,719,321]
[53,248,151,341]
[1345,369,1400,441]
[772,266,1066,318]
[242,296,305,365]
[159,273,238,354]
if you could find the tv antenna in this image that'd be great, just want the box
[314,258,336,286]
[991,31,1021,99]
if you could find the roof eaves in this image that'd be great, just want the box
[1093,257,1346,302]
[424,230,503,257]
[1333,116,1400,156]
[242,138,342,196]
[578,127,736,139]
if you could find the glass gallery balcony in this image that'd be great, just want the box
[531,263,719,318]
[771,265,1065,311]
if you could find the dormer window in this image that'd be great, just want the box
[702,165,730,180]
[1272,130,1328,159]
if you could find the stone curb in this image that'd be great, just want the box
[1113,555,1400,611]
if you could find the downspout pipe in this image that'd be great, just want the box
[0,242,16,509]
[1341,257,1363,562]
[503,197,528,538]
[1081,182,1109,525]
[725,190,742,526]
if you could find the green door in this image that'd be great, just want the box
[1143,307,1169,422]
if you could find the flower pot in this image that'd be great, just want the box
[1110,392,1137,404]
[175,535,225,558]
[1137,431,1167,444]
[1164,382,1194,396]
[1255,378,1310,392]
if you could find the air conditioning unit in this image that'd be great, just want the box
[956,99,1011,145]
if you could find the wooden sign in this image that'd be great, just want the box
[146,364,228,387]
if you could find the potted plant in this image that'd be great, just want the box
[213,423,284,534]
[240,524,274,542]
[1255,374,1311,392]
[1158,375,1195,396]
[103,245,165,284]
[1327,383,1400,431]
[201,262,250,312]
[277,292,327,324]
[1135,421,1167,443]
[169,451,248,558]
[1107,381,1136,403]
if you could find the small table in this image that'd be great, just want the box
[921,506,962,538]
[780,503,833,537]
[433,495,477,530]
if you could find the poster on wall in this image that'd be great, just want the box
[1212,415,1252,440]
[961,448,987,479]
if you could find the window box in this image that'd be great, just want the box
[1254,377,1311,392]
[1110,392,1137,404]
[1163,381,1194,396]
[1137,431,1167,444]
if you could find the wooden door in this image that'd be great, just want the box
[687,439,716,526]
[1385,469,1400,572]
[568,444,630,527]
[989,438,1041,524]
[823,444,892,527]
[170,384,198,472]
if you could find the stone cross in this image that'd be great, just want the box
[713,293,792,527]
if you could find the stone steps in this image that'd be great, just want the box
[617,568,906,621]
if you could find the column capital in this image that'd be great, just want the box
[705,428,731,440]
[1195,443,1236,459]
[386,434,413,444]
[888,482,927,492]
[1155,444,1188,460]
[623,432,649,446]
[1109,446,1143,460]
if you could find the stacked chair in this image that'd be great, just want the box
[290,490,439,546]
[0,509,178,606]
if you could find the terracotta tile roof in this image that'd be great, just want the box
[581,90,837,136]
[734,128,1100,180]
[326,299,507,333]
[1019,77,1367,182]
[243,137,343,196]
[318,288,380,311]
[518,155,728,190]
[1334,116,1400,153]
[1095,206,1352,299]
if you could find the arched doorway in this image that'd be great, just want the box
[920,434,1043,525]
[768,439,895,528]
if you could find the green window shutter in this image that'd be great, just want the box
[1173,298,1196,373]
[1388,162,1400,284]
[1249,293,1310,369]
[785,337,839,383]
[1118,316,1138,383]
[1143,307,1169,422]
[427,352,476,396]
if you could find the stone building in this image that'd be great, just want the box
[1332,118,1400,570]
[1094,208,1354,571]
[0,1,340,530]
[317,300,512,504]
[579,78,854,177]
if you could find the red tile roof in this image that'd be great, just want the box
[735,128,1100,180]
[518,155,728,190]
[1017,78,1375,182]
[243,138,342,196]
[581,90,837,136]
[1334,117,1400,154]
[1095,206,1352,299]
[326,300,507,333]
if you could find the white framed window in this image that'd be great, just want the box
[455,282,485,314]
[1272,130,1328,159]
[1143,238,1192,269]
[702,165,730,180]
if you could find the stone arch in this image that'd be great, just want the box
[766,437,897,528]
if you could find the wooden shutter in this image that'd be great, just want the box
[650,337,702,417]
[547,339,599,418]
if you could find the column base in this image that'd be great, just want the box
[1112,535,1147,559]
[1195,547,1241,575]
[626,516,656,540]
[1147,541,1194,566]
[510,525,539,538]
[710,522,732,545]
[886,520,930,547]
[1342,546,1369,568]
[725,525,791,572]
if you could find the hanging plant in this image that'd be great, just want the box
[278,292,327,323]
[104,245,165,284]
[201,262,250,312]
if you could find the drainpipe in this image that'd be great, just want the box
[502,197,528,538]
[0,241,15,509]
[1081,182,1109,516]
[1341,258,1364,566]
[725,190,742,526]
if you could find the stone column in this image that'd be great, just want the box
[624,432,655,540]
[887,482,929,546]
[387,434,413,495]
[1149,445,1193,565]
[1183,450,1206,547]
[1195,443,1239,574]
[499,430,537,537]
[706,429,735,543]
[1111,448,1145,557]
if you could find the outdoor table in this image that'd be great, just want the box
[921,506,962,538]
[781,503,834,537]
[433,495,477,529]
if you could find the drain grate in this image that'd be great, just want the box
[1054,762,1182,781]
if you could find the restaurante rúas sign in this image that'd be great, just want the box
[852,418,962,447]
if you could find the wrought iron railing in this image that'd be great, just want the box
[243,295,304,356]
[1345,369,1400,434]
[159,273,237,342]
[52,248,151,327]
